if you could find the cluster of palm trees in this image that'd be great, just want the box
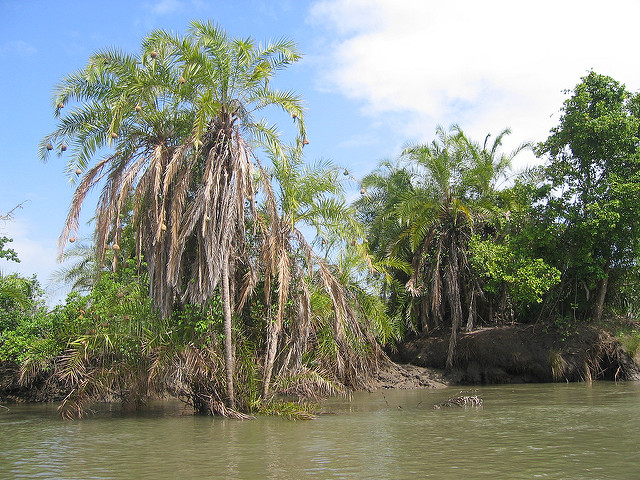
[355,126,546,367]
[36,20,571,417]
[39,21,383,416]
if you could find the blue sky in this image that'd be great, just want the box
[2,0,640,303]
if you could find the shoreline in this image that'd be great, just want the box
[3,324,639,408]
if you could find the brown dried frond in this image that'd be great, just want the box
[272,367,344,401]
[93,154,144,266]
[58,157,110,260]
[284,271,313,372]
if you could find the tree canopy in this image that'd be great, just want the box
[536,71,640,322]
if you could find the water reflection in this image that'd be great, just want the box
[1,382,639,479]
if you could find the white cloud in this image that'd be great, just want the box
[310,0,640,168]
[147,0,184,15]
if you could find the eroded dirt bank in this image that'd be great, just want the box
[0,361,68,403]
[393,324,640,384]
[371,361,448,390]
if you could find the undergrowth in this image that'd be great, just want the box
[253,399,317,420]
[601,314,640,359]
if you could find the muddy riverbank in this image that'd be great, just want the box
[392,324,640,384]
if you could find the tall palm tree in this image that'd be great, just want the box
[257,146,379,398]
[399,128,474,367]
[403,126,528,366]
[41,21,305,410]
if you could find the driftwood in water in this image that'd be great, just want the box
[433,391,483,409]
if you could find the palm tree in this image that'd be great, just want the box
[41,21,305,410]
[358,126,526,368]
[48,239,114,293]
[256,146,379,398]
[399,128,474,367]
[355,162,415,337]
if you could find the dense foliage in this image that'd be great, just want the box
[2,31,640,418]
[353,71,640,367]
[535,72,640,323]
[355,126,560,366]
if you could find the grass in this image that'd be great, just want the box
[601,314,640,360]
[548,349,569,381]
[253,399,317,420]
[617,331,640,359]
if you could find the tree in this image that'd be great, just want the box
[0,273,32,315]
[0,237,19,264]
[0,204,23,263]
[356,162,415,340]
[357,126,529,367]
[257,146,379,398]
[41,21,305,410]
[537,71,640,322]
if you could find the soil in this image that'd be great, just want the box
[371,360,448,390]
[392,323,640,385]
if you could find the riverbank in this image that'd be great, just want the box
[0,361,68,403]
[3,323,640,405]
[391,323,640,385]
[371,360,448,390]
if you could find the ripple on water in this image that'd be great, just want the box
[1,383,640,479]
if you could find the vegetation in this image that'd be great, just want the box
[355,125,559,367]
[535,71,640,323]
[13,21,381,417]
[2,23,640,417]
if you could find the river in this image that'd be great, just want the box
[1,382,639,479]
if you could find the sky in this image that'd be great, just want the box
[1,0,640,304]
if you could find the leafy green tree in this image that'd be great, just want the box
[0,274,53,364]
[536,71,640,322]
[0,205,24,263]
[468,234,560,311]
[0,237,19,263]
[21,264,161,418]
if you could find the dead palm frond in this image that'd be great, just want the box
[256,146,382,398]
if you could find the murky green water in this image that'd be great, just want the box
[1,382,639,479]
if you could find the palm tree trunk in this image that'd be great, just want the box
[262,302,283,398]
[466,288,476,332]
[221,260,235,409]
[446,244,463,370]
[421,295,429,333]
